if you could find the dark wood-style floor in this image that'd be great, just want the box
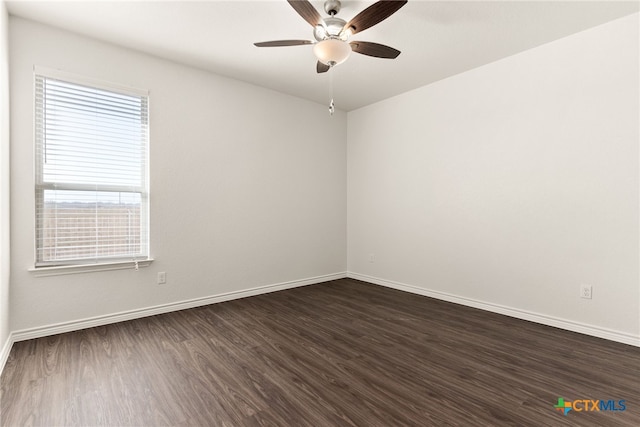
[1,278,639,426]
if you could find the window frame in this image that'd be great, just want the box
[32,67,151,271]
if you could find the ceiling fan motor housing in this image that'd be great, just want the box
[314,16,349,41]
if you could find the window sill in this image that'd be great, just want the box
[28,258,154,277]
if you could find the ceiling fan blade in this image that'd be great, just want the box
[350,41,400,59]
[254,40,314,47]
[317,61,330,73]
[343,0,408,35]
[287,0,323,27]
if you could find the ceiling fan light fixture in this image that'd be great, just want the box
[254,0,406,74]
[313,39,351,66]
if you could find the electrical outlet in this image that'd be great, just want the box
[580,284,592,299]
[157,272,166,285]
[369,253,375,263]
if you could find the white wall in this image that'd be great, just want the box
[348,14,639,343]
[9,17,346,333]
[0,0,10,363]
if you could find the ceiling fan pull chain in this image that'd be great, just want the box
[329,68,335,116]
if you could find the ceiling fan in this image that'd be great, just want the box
[254,0,408,73]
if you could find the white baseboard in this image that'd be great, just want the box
[347,272,640,348]
[5,269,635,377]
[11,272,347,344]
[0,332,13,375]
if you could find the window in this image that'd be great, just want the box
[34,70,149,267]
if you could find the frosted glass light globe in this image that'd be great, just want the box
[313,39,351,66]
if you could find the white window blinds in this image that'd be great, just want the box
[34,72,149,266]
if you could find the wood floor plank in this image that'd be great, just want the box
[2,278,639,426]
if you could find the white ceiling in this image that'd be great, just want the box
[7,0,639,111]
